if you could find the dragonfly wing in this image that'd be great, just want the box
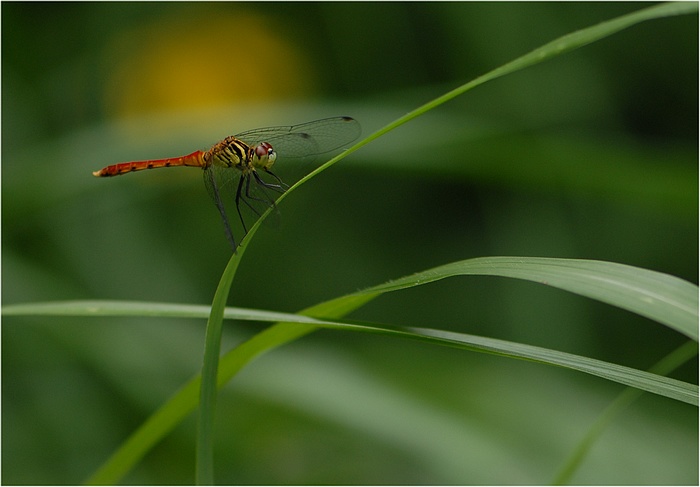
[203,165,239,249]
[234,116,361,159]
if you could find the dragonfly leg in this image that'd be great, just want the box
[239,174,271,216]
[235,174,250,234]
[257,169,289,191]
[234,170,289,237]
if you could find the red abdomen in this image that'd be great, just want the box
[92,150,206,177]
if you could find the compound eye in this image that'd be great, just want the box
[255,142,277,169]
[256,142,274,159]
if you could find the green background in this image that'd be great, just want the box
[3,2,697,484]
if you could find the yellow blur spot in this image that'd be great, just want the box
[103,11,316,119]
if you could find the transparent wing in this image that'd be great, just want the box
[234,116,361,159]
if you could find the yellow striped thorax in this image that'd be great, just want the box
[204,136,277,173]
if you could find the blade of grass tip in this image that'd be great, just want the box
[552,340,699,485]
[292,1,698,183]
[360,257,699,341]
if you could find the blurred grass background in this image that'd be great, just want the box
[2,2,697,484]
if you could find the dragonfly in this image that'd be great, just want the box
[93,116,361,250]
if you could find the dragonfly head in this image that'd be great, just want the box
[253,142,277,170]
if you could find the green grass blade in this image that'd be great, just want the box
[193,160,302,483]
[9,256,695,408]
[234,316,695,406]
[6,294,697,407]
[9,252,698,344]
[358,257,699,341]
[195,254,239,485]
[47,296,685,483]
[6,257,697,410]
[552,340,699,485]
[268,2,699,215]
[83,377,201,485]
[8,253,697,484]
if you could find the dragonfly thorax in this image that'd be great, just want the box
[204,136,249,170]
[204,136,277,173]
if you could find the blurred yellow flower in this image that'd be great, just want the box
[103,11,316,119]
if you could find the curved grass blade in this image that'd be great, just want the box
[359,257,698,341]
[5,255,698,486]
[195,252,239,485]
[552,340,699,485]
[5,253,697,485]
[63,297,694,484]
[279,2,698,201]
[8,300,694,404]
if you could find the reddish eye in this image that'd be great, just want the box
[256,142,273,158]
